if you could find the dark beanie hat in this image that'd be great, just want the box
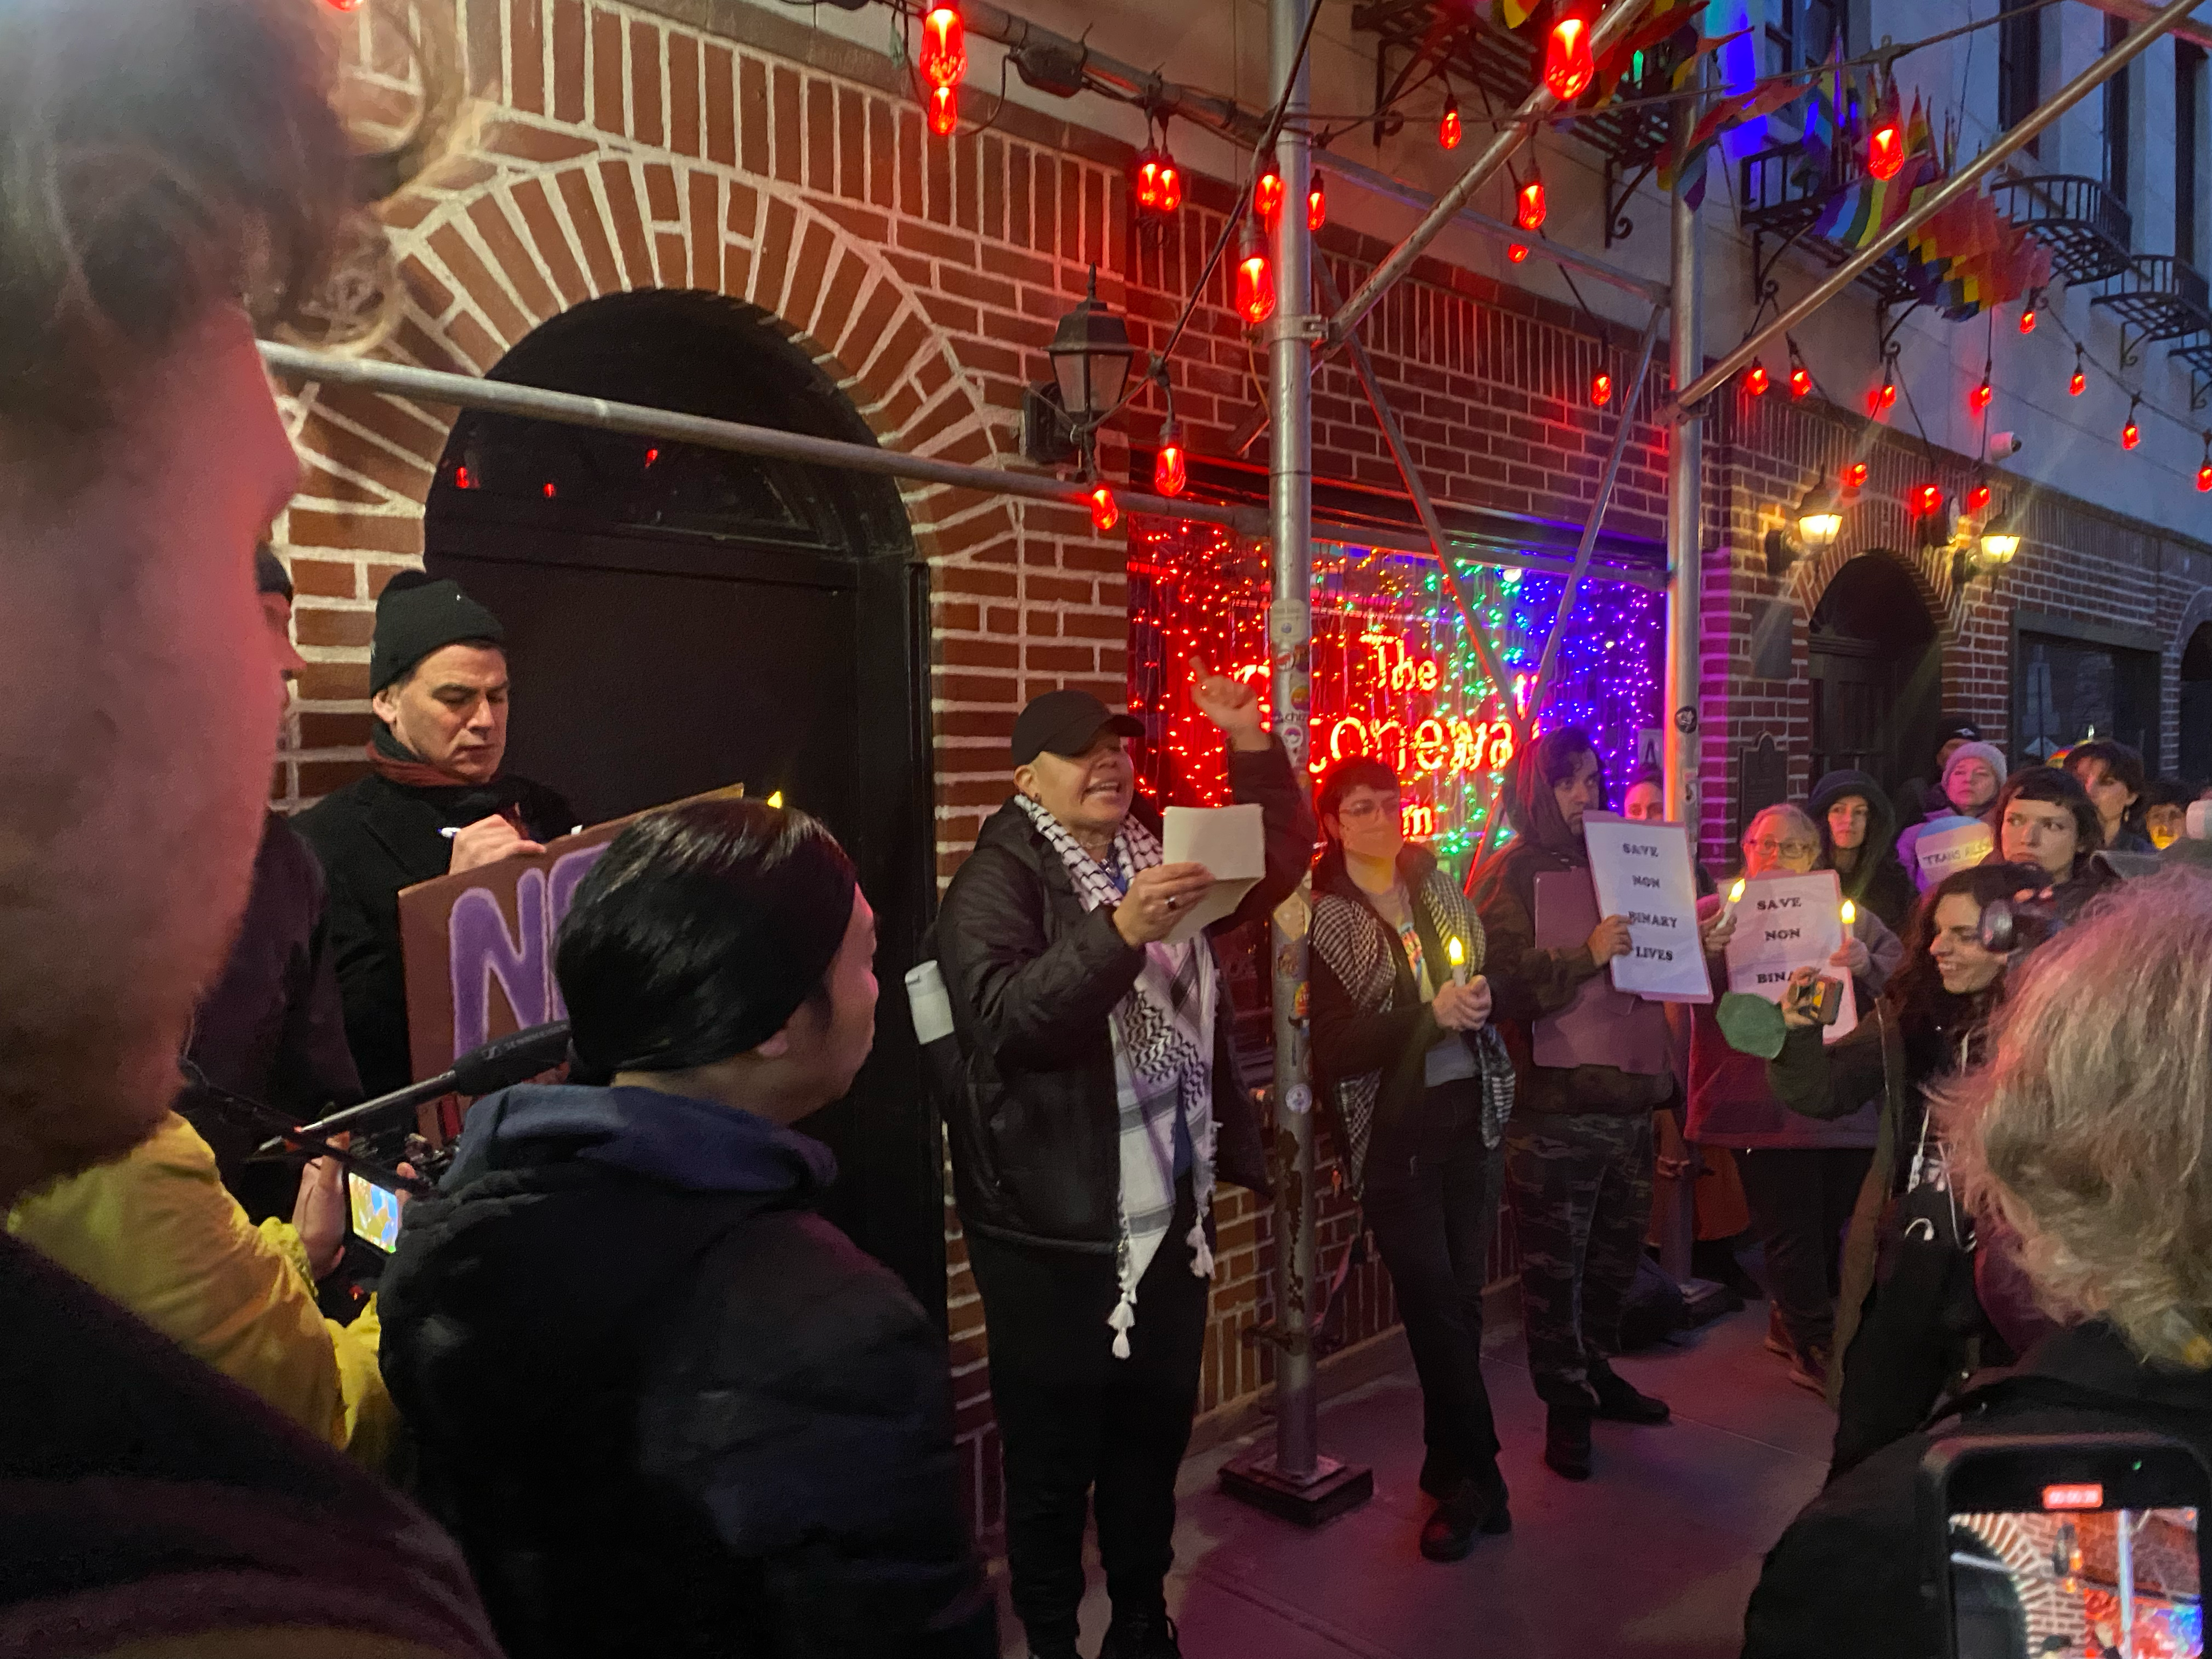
[370,571,505,693]
[255,543,294,601]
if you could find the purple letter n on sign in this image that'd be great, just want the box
[449,870,550,1060]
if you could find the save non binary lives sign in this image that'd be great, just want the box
[397,783,747,1086]
[1723,869,1859,1041]
[1582,812,1712,1003]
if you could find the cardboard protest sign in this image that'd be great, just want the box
[1723,869,1858,1041]
[1582,812,1713,1003]
[1530,869,1669,1075]
[399,783,747,1087]
[1914,815,1995,888]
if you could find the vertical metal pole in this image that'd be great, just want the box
[2118,1513,2137,1658]
[1267,0,1319,1488]
[1663,97,1704,832]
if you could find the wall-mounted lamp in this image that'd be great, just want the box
[1764,483,1846,578]
[1952,512,2019,585]
[1022,265,1141,468]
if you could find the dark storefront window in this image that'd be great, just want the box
[2000,0,2043,155]
[2013,629,2162,765]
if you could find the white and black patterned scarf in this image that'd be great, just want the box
[1015,797,1218,1358]
[1310,864,1516,1191]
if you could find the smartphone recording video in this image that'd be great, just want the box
[347,1170,405,1255]
[1924,1436,2208,1659]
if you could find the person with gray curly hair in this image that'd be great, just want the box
[1741,869,2212,1659]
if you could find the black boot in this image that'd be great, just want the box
[1589,1362,1671,1425]
[1100,1607,1181,1659]
[1543,1396,1594,1480]
[1024,1627,1083,1659]
[1417,1447,1462,1500]
[1419,1467,1511,1561]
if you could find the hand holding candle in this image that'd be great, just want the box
[1446,935,1468,986]
[1830,897,1870,977]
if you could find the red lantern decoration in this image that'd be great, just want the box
[1153,422,1187,499]
[1134,151,1183,217]
[2069,368,2087,397]
[1910,483,1942,517]
[1591,371,1612,406]
[2123,419,2141,450]
[1089,484,1120,532]
[1967,481,1991,515]
[1440,97,1463,150]
[1867,119,1904,182]
[2018,304,2037,335]
[1254,167,1285,228]
[1236,224,1276,326]
[1842,461,1869,490]
[2197,463,2211,493]
[1508,242,1530,263]
[1545,12,1595,102]
[1745,360,1770,397]
[1790,365,1812,398]
[1867,379,1897,417]
[1516,178,1547,232]
[921,1,967,86]
[927,84,958,137]
[1307,176,1327,232]
[1970,377,1993,414]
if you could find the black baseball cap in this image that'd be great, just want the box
[1938,718,1983,744]
[1012,689,1143,768]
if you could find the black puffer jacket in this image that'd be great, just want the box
[935,741,1311,1252]
[377,1084,995,1659]
[1809,768,1917,932]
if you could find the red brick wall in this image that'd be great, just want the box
[289,0,2212,1537]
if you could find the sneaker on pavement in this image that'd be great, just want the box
[1590,1365,1671,1425]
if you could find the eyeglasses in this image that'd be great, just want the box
[1748,837,1817,858]
[1336,798,1401,823]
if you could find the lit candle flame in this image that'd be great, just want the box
[1728,877,1746,904]
[1840,899,1856,927]
[766,791,785,808]
[1447,936,1464,968]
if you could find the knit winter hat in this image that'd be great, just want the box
[370,571,506,693]
[1942,741,2010,802]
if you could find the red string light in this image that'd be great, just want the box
[2018,304,2036,335]
[1090,484,1119,532]
[920,1,966,84]
[1970,376,1993,414]
[1153,422,1187,499]
[1307,176,1327,232]
[455,465,476,490]
[1867,378,1897,417]
[1745,360,1770,397]
[1440,97,1463,150]
[927,84,958,136]
[1867,118,1904,181]
[1590,371,1612,407]
[1134,150,1183,217]
[1516,178,1548,232]
[1508,242,1530,263]
[1842,461,1869,490]
[1910,483,1942,517]
[1967,481,1991,515]
[1235,223,1276,326]
[1789,364,1812,398]
[2069,346,2086,397]
[1544,12,1594,101]
[1254,167,1285,228]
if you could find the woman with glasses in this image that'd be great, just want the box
[1310,757,1517,1561]
[1686,805,1901,1392]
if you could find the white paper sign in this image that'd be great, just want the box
[1582,812,1713,1003]
[1724,869,1858,1041]
[1161,805,1265,945]
[1914,815,1995,887]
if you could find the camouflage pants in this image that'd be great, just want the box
[1504,1112,1655,1397]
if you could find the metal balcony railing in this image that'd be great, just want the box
[1987,173,2134,287]
[2091,254,2212,363]
[1737,139,1926,314]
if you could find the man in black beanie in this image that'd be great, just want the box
[296,571,574,1095]
[378,798,997,1659]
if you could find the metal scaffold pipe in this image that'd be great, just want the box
[1664,0,2204,417]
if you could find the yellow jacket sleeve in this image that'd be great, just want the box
[7,1113,398,1471]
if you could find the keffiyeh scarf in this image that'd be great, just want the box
[1016,797,1218,1359]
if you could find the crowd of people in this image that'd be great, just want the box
[10,5,2212,1659]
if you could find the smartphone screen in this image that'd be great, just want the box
[1945,1478,2204,1657]
[347,1171,404,1255]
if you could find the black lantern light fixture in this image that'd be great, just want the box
[1764,482,1846,578]
[1022,265,1141,469]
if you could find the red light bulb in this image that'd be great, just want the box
[1745,360,1770,396]
[1440,98,1463,150]
[1254,167,1285,227]
[1158,162,1182,215]
[542,481,558,499]
[1307,176,1327,232]
[2019,306,2036,335]
[1971,378,1993,414]
[927,84,958,136]
[2069,368,2087,397]
[1154,425,1187,499]
[1843,461,1868,490]
[1236,228,1276,326]
[1516,179,1547,231]
[1089,484,1119,531]
[2198,463,2211,492]
[1134,157,1163,213]
[1911,483,1941,516]
[1789,364,1812,398]
[1591,371,1612,407]
[1967,482,1991,514]
[1545,14,1594,102]
[455,464,476,490]
[2123,419,2141,449]
[920,2,966,87]
[1508,242,1530,263]
[1867,121,1904,182]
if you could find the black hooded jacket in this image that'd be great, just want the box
[376,1084,995,1659]
[1809,768,1917,931]
[935,740,1310,1252]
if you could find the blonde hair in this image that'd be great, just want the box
[1945,872,2212,1367]
[1742,803,1819,853]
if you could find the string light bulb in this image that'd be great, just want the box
[1307,174,1327,231]
[1544,10,1595,101]
[1867,115,1904,181]
[2198,432,2211,492]
[1910,483,1942,517]
[1516,177,1547,232]
[2069,346,2086,397]
[927,84,958,136]
[1254,166,1285,228]
[1971,373,1993,414]
[1089,483,1119,532]
[919,1,966,85]
[1153,420,1187,499]
[1967,480,1991,515]
[1842,460,1869,491]
[1591,370,1612,406]
[1440,96,1463,150]
[1867,376,1897,417]
[2122,398,2141,449]
[1235,221,1275,326]
[2019,294,2039,335]
[1745,359,1770,397]
[1787,339,1813,398]
[1508,242,1530,263]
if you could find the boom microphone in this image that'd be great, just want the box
[257,1020,572,1155]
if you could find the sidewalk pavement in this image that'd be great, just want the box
[992,1296,1834,1658]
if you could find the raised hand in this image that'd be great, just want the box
[1189,655,1270,751]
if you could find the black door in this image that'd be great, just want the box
[423,291,943,1321]
[2178,625,2212,782]
[1805,554,1940,792]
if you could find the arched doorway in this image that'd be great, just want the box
[1805,552,1941,791]
[2184,624,2212,781]
[424,290,943,1318]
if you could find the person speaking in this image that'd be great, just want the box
[934,669,1311,1659]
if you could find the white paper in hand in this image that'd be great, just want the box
[1161,805,1265,945]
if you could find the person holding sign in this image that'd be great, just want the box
[1895,741,2007,893]
[1475,729,1730,1481]
[1686,806,1901,1393]
[1310,757,1517,1562]
[934,670,1310,1659]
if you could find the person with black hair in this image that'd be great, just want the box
[935,670,1310,1659]
[1989,766,2113,919]
[2141,776,2197,848]
[377,798,995,1659]
[1810,768,1916,930]
[296,571,575,1095]
[2064,738,2154,854]
[1309,755,1517,1561]
[1473,728,1732,1480]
